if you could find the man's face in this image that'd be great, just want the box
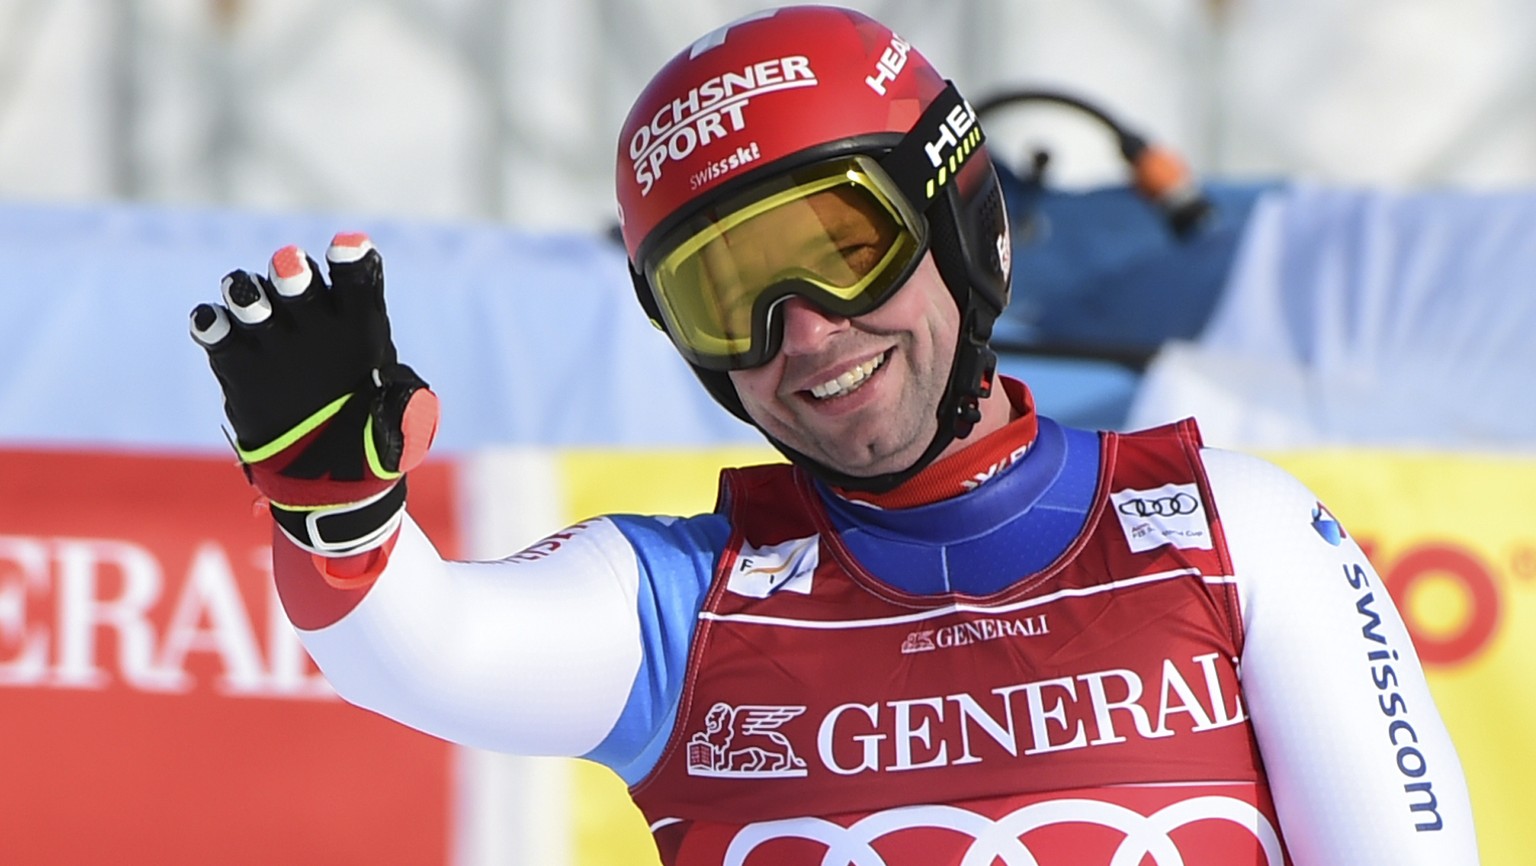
[726,188,958,478]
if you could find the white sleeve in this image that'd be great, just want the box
[1203,448,1480,865]
[297,514,644,757]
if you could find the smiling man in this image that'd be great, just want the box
[189,6,1479,865]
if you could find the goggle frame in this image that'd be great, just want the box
[642,153,931,372]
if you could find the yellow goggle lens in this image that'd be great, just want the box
[645,156,925,370]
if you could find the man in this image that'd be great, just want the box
[189,6,1480,864]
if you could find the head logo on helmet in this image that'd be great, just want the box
[618,5,1012,492]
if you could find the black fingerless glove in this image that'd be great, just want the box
[190,232,438,556]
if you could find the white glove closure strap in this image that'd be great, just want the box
[270,479,408,557]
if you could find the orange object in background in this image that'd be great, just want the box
[0,449,460,865]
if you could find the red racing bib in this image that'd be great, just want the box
[631,420,1290,866]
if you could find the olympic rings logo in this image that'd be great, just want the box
[721,796,1284,866]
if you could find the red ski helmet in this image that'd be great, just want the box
[617,5,1012,491]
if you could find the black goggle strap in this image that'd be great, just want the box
[878,81,986,210]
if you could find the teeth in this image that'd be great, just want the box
[810,355,884,399]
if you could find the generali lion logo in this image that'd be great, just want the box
[900,630,937,654]
[686,702,808,778]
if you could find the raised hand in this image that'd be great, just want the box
[190,232,437,556]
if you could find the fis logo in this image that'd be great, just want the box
[727,534,819,598]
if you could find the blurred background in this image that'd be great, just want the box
[8,0,1536,225]
[1,0,1533,863]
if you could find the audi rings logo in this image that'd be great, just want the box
[1109,482,1213,554]
[1118,491,1200,519]
[721,796,1284,866]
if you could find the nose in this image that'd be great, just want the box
[775,295,850,357]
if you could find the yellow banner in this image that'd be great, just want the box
[554,447,1529,865]
[1272,449,1535,865]
[561,447,777,866]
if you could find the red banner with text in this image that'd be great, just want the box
[0,449,460,865]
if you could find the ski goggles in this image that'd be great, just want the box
[640,154,929,371]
